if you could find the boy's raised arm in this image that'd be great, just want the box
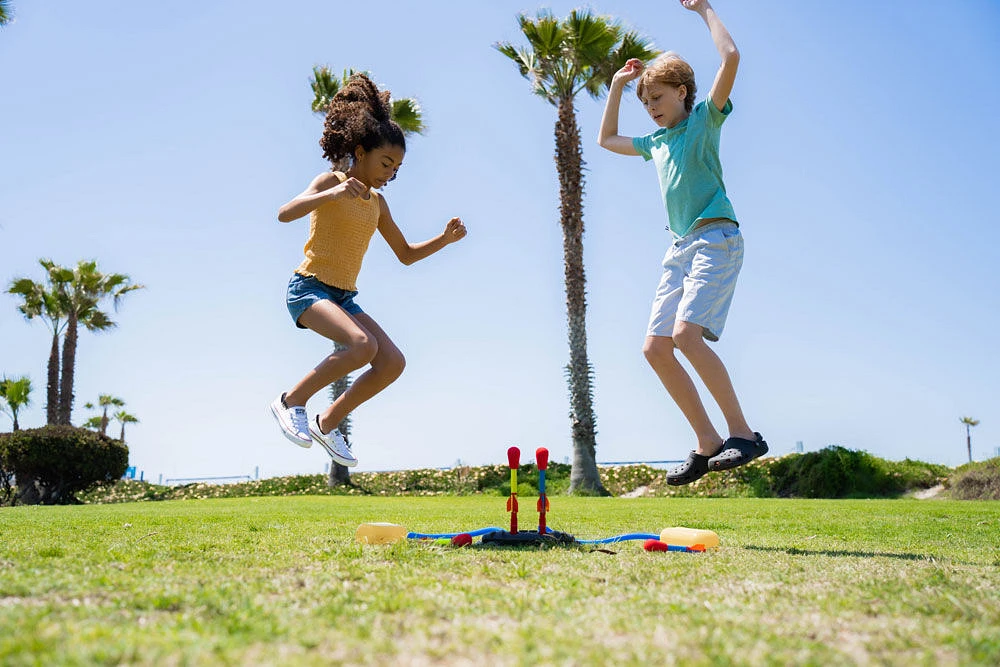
[598,59,643,156]
[683,0,739,111]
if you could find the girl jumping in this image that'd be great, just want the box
[270,72,466,466]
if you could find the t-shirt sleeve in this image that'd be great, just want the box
[632,134,654,161]
[705,98,733,127]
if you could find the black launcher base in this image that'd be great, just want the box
[481,529,577,547]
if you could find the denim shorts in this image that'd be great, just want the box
[286,273,364,328]
[647,221,743,342]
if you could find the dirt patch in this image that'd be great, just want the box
[912,484,944,499]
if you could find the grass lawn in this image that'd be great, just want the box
[1,496,998,665]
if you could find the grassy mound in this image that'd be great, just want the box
[946,457,1000,500]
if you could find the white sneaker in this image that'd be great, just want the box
[310,416,358,467]
[268,393,312,448]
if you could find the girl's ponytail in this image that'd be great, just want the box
[320,73,405,168]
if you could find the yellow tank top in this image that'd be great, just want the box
[296,172,381,291]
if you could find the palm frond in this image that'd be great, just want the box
[0,0,13,27]
[567,10,622,66]
[494,42,533,78]
[518,11,563,61]
[0,376,31,408]
[500,10,657,105]
[82,309,116,332]
[391,98,426,135]
[114,411,139,425]
[310,66,339,114]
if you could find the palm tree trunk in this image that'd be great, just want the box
[120,423,126,441]
[555,97,605,495]
[328,344,353,487]
[966,425,972,463]
[59,311,78,425]
[47,332,60,425]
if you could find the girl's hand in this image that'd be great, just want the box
[680,0,711,13]
[331,177,368,199]
[612,58,645,86]
[444,217,467,244]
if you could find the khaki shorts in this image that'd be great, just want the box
[647,221,743,342]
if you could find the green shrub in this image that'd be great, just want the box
[947,458,1000,500]
[765,446,946,498]
[0,431,14,505]
[1,425,128,505]
[75,449,959,505]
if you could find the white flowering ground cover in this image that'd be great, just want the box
[1,496,998,665]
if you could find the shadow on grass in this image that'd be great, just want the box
[744,544,945,563]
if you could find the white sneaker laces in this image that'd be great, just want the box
[290,407,309,434]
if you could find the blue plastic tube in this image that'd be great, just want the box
[407,527,505,540]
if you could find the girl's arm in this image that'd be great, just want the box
[376,195,466,266]
[277,171,368,223]
[682,0,740,111]
[597,58,643,156]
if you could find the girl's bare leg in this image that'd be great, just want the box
[318,312,405,432]
[283,301,377,407]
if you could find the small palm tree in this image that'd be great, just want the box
[0,375,31,431]
[308,66,426,487]
[82,416,104,431]
[84,394,125,436]
[113,410,139,441]
[497,10,658,494]
[53,261,144,425]
[0,1,13,27]
[9,261,69,424]
[960,417,980,464]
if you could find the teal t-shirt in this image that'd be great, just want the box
[632,98,737,238]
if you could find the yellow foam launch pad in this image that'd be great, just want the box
[659,527,720,548]
[355,522,408,545]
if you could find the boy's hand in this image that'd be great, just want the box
[611,58,645,86]
[444,217,467,244]
[680,0,711,13]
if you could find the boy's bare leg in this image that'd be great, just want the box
[643,335,724,456]
[671,321,755,442]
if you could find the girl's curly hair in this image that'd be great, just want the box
[320,73,405,167]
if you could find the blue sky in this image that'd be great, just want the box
[2,1,999,482]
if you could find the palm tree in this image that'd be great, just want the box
[82,416,104,431]
[0,375,31,431]
[327,378,353,487]
[496,10,658,494]
[0,1,13,27]
[8,260,69,424]
[113,410,139,441]
[55,261,144,425]
[309,66,425,486]
[311,66,426,134]
[960,417,980,464]
[84,394,125,436]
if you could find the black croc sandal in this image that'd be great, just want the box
[667,451,711,486]
[708,433,768,471]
